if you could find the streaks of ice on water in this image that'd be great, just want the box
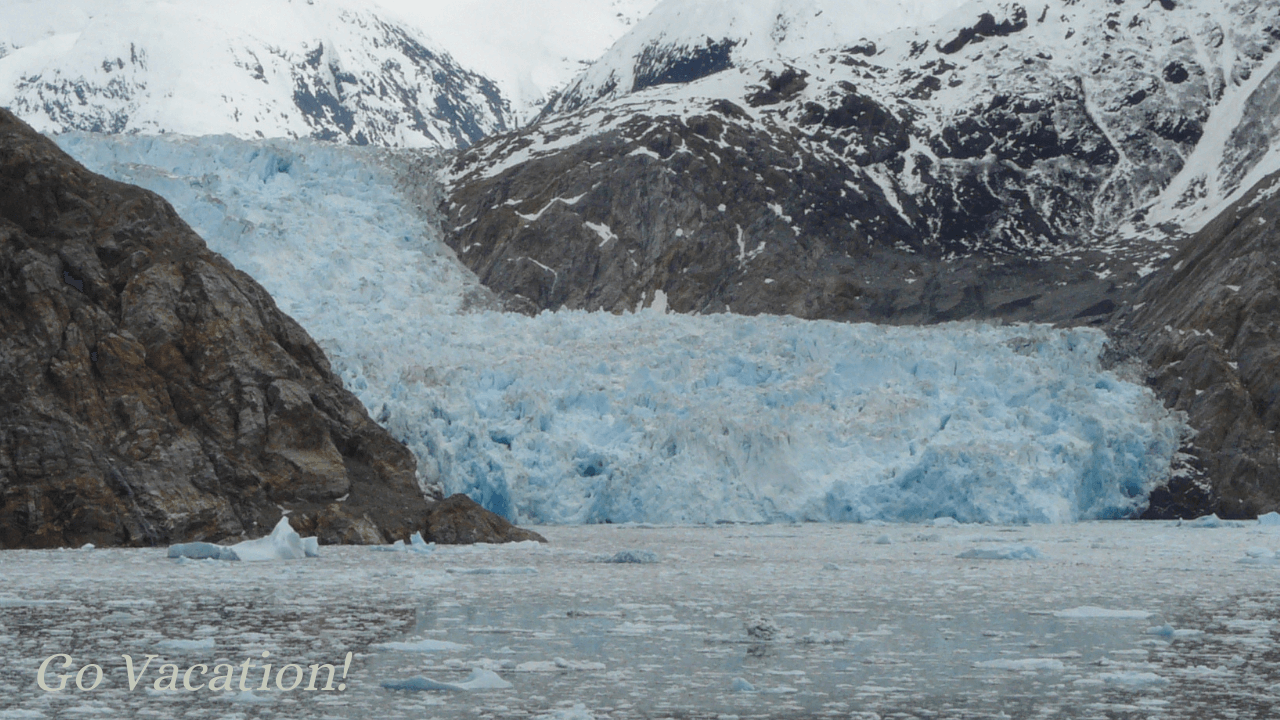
[957,545,1042,560]
[382,668,514,691]
[1053,606,1152,619]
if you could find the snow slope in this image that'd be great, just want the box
[548,0,972,113]
[0,0,512,148]
[373,0,661,122]
[57,133,1187,524]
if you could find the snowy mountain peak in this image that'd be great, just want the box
[0,0,513,148]
[544,0,973,114]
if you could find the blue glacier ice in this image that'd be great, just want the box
[56,134,1188,526]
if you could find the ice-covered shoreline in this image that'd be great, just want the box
[56,133,1187,525]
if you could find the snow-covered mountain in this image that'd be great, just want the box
[0,0,512,147]
[373,0,661,122]
[445,0,1280,324]
[543,0,972,115]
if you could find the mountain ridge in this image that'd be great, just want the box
[0,0,513,148]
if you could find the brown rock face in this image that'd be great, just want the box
[1117,169,1280,518]
[424,494,547,544]
[0,108,433,547]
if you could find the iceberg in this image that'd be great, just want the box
[594,550,659,564]
[381,668,513,692]
[58,134,1189,527]
[229,517,307,561]
[167,542,238,561]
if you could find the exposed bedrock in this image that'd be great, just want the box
[0,108,527,548]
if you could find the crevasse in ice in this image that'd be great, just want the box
[57,134,1187,525]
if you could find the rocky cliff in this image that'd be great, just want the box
[0,108,434,548]
[1117,169,1280,518]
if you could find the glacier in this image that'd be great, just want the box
[56,133,1187,525]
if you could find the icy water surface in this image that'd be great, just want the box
[2,522,1280,719]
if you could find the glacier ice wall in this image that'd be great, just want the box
[57,133,1187,524]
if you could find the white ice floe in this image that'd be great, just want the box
[445,567,538,575]
[1146,624,1205,639]
[1096,671,1171,687]
[374,638,470,652]
[1183,514,1229,528]
[370,533,436,555]
[381,668,513,691]
[975,658,1066,671]
[216,690,275,704]
[515,658,607,672]
[958,545,1042,560]
[731,677,755,692]
[1236,548,1280,566]
[534,703,599,720]
[154,637,216,652]
[166,543,238,561]
[229,517,307,561]
[593,550,658,564]
[1053,606,1152,619]
[798,630,847,644]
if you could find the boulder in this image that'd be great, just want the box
[424,494,547,544]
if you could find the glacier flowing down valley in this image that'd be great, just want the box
[56,134,1187,525]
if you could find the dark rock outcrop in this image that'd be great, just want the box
[444,110,1133,325]
[424,494,547,544]
[0,107,438,548]
[1118,170,1280,518]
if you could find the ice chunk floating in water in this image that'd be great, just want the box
[230,517,310,561]
[382,668,513,692]
[58,134,1188,526]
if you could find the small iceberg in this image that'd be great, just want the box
[381,668,513,692]
[1258,512,1280,527]
[167,542,239,561]
[594,550,658,564]
[1145,624,1204,639]
[958,545,1042,560]
[167,517,319,562]
[1236,547,1280,565]
[230,517,307,561]
[369,532,434,554]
